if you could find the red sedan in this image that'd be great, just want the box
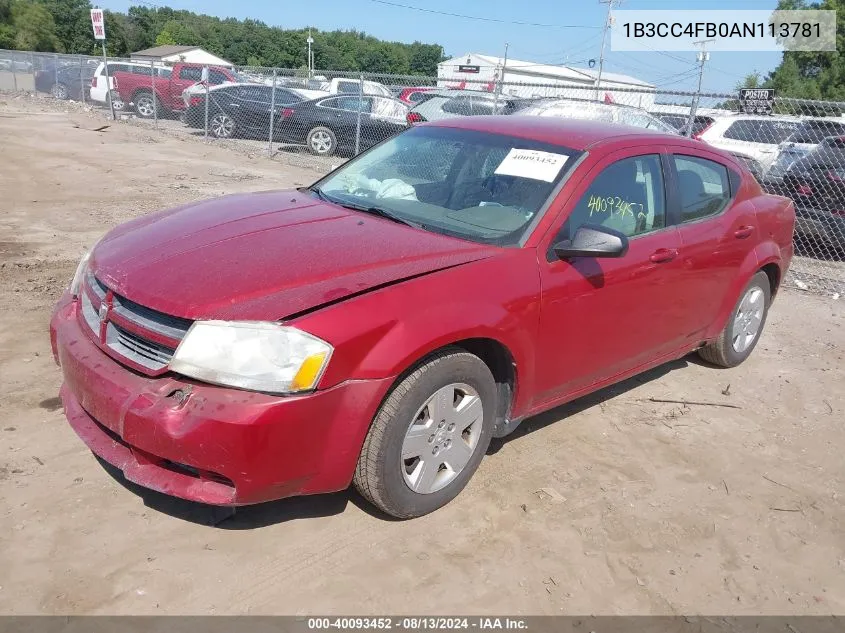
[50,117,795,518]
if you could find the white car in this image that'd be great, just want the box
[697,114,801,174]
[90,61,171,109]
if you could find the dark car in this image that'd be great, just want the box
[781,135,845,252]
[275,95,409,155]
[183,84,310,139]
[765,119,845,187]
[35,63,96,100]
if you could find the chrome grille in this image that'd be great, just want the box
[81,271,191,372]
[105,321,175,368]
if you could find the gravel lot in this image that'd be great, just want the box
[1,94,844,616]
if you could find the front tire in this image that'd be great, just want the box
[306,126,337,156]
[698,271,771,367]
[354,348,496,519]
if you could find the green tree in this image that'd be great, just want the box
[0,0,15,49]
[735,72,762,90]
[38,0,92,53]
[13,1,60,51]
[766,0,844,100]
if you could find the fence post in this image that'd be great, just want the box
[268,68,277,155]
[78,55,85,104]
[151,59,157,127]
[354,72,364,156]
[204,65,209,141]
[53,53,58,99]
[11,52,17,92]
[30,52,35,90]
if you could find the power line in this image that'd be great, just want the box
[366,0,602,29]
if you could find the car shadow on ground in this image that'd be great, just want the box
[94,355,697,528]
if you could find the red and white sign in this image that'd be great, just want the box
[90,9,106,40]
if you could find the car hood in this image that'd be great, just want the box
[91,190,499,321]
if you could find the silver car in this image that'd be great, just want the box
[517,98,678,133]
[407,90,537,124]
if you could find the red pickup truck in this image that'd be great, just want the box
[113,62,241,118]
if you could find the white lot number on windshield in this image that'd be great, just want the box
[494,148,568,182]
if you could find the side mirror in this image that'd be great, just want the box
[553,225,629,260]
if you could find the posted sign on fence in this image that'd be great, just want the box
[739,88,775,115]
[90,9,105,40]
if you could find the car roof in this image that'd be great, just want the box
[424,115,682,151]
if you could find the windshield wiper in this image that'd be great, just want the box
[309,186,423,229]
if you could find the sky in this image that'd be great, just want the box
[98,0,786,95]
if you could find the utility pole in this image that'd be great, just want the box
[307,29,314,80]
[493,42,509,115]
[595,0,616,102]
[685,39,714,137]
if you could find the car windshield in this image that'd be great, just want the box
[314,126,582,246]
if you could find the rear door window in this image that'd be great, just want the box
[723,119,798,145]
[208,70,229,85]
[672,155,732,221]
[789,121,845,144]
[179,66,202,81]
[336,80,360,94]
[335,96,372,112]
[238,86,271,102]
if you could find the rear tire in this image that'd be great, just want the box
[306,126,337,156]
[354,348,496,519]
[134,91,159,118]
[698,271,771,367]
[51,83,69,100]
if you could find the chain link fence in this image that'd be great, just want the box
[1,48,843,296]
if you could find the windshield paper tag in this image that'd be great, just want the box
[494,149,568,182]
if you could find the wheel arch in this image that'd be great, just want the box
[705,243,783,340]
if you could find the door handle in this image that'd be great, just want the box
[734,225,754,239]
[649,248,678,263]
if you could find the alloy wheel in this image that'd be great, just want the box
[210,113,234,138]
[309,130,333,154]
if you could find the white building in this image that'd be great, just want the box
[130,45,234,69]
[437,53,656,109]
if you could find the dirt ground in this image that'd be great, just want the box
[1,94,844,616]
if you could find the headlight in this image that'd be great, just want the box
[69,248,94,297]
[170,321,333,394]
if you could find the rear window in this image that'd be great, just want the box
[722,119,798,145]
[179,67,202,81]
[788,121,845,144]
[442,96,497,116]
[208,70,229,85]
